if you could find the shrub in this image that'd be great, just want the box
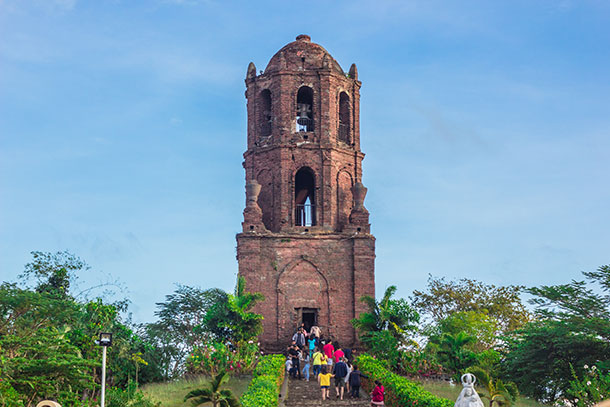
[397,349,445,378]
[361,330,402,367]
[567,364,610,407]
[240,354,285,407]
[240,376,277,407]
[107,381,160,407]
[186,340,260,376]
[358,353,453,407]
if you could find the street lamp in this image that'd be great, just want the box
[97,333,112,407]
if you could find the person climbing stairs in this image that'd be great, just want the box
[284,374,372,406]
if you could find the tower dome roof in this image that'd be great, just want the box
[264,35,344,75]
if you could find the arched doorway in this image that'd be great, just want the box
[276,259,329,341]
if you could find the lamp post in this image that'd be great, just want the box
[97,333,112,407]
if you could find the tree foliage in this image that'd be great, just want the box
[527,265,610,339]
[146,285,228,378]
[567,364,610,407]
[430,331,478,380]
[0,251,162,405]
[502,265,610,403]
[427,311,501,352]
[20,251,88,297]
[502,320,609,403]
[204,276,264,343]
[412,276,530,332]
[225,276,265,342]
[1,326,98,406]
[143,276,264,379]
[352,285,420,342]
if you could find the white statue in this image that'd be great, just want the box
[454,373,484,407]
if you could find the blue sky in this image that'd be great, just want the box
[1,0,609,323]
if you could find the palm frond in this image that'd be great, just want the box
[219,389,240,407]
[184,388,213,404]
[212,371,230,391]
[468,366,491,386]
[359,295,378,311]
[381,285,398,306]
[503,381,519,402]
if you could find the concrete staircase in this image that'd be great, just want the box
[283,372,371,407]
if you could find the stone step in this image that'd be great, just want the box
[285,373,370,407]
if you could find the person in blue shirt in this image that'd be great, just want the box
[308,336,316,358]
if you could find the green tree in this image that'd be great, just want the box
[184,371,240,407]
[502,318,610,402]
[0,251,163,404]
[502,265,610,403]
[427,311,501,352]
[0,282,80,337]
[0,326,98,406]
[431,331,478,380]
[146,285,229,378]
[225,276,264,342]
[468,367,518,407]
[352,285,420,341]
[20,250,88,297]
[412,276,530,332]
[205,276,265,343]
[527,265,610,340]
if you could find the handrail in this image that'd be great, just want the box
[295,203,315,226]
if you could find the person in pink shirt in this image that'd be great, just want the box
[370,380,385,406]
[333,346,344,363]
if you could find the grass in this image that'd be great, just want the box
[141,375,252,407]
[418,379,546,407]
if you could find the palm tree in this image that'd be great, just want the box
[184,371,240,407]
[469,366,518,407]
[436,331,478,379]
[352,285,419,340]
[227,276,265,342]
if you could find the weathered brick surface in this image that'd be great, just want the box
[237,35,375,351]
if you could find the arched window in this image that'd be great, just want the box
[295,167,316,226]
[260,89,272,137]
[296,86,314,132]
[338,92,350,144]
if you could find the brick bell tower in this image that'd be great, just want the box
[236,35,375,351]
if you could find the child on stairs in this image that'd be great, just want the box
[318,365,334,401]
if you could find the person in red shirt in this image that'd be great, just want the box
[323,340,335,367]
[371,380,385,406]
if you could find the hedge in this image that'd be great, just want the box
[240,354,285,407]
[357,353,453,407]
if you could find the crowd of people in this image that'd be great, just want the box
[284,324,385,406]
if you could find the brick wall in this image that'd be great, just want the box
[237,232,375,350]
